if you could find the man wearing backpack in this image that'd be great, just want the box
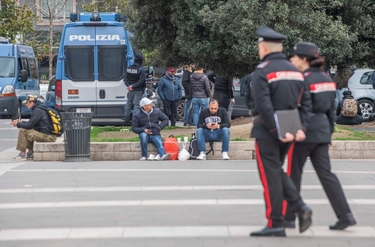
[10,94,57,160]
[335,90,363,125]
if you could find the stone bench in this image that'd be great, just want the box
[34,140,375,161]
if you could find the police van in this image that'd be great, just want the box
[54,12,134,119]
[0,38,40,119]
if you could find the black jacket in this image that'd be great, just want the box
[182,69,192,99]
[213,75,234,99]
[302,67,336,143]
[124,62,146,91]
[197,107,231,129]
[132,107,169,136]
[17,101,53,135]
[250,52,311,140]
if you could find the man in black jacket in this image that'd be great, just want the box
[182,65,194,126]
[211,74,234,111]
[132,98,171,161]
[123,54,146,123]
[196,99,231,160]
[11,94,56,160]
[249,26,313,237]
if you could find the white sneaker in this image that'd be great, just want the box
[148,154,156,161]
[222,152,230,160]
[154,154,161,161]
[196,152,206,160]
[139,157,146,161]
[161,154,171,160]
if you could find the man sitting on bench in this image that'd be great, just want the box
[196,99,231,160]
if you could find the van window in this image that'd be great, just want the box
[22,57,30,77]
[28,58,38,79]
[98,46,126,81]
[65,46,94,81]
[0,57,15,77]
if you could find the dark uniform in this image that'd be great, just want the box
[250,26,313,237]
[284,42,356,230]
[123,54,146,122]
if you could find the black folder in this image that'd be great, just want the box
[274,108,302,140]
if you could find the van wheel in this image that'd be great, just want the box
[358,99,374,122]
[11,104,21,120]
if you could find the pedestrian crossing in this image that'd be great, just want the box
[0,160,374,246]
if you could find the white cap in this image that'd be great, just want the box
[139,97,153,107]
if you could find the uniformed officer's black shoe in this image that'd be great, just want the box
[297,205,313,233]
[329,213,356,230]
[250,226,286,237]
[283,220,296,228]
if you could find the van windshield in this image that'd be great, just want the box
[0,57,15,78]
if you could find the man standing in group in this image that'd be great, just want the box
[11,94,57,160]
[196,99,231,160]
[211,74,235,112]
[132,98,171,161]
[182,65,194,126]
[123,54,146,124]
[249,26,313,237]
[190,65,211,126]
[158,67,182,126]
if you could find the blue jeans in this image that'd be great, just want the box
[124,91,143,120]
[192,97,209,126]
[139,132,166,157]
[196,127,230,152]
[183,98,193,125]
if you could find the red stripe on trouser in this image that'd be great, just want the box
[282,142,295,215]
[255,141,273,228]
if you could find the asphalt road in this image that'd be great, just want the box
[0,140,374,247]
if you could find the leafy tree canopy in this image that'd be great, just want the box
[125,0,375,76]
[0,0,34,43]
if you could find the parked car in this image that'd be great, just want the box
[347,68,375,121]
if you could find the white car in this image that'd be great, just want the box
[348,68,375,121]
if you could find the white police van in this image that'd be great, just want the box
[0,38,40,119]
[54,12,134,119]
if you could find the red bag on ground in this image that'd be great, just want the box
[164,135,179,160]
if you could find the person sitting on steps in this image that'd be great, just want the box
[132,98,171,161]
[196,99,231,160]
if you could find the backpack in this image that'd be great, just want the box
[188,138,200,159]
[45,108,63,137]
[341,98,358,117]
[163,135,179,160]
[188,138,214,160]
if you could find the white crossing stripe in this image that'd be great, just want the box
[1,199,375,209]
[7,169,375,174]
[0,185,374,193]
[0,226,374,240]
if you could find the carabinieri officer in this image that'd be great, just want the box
[284,42,356,230]
[250,26,313,237]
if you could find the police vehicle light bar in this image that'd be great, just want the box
[90,12,101,21]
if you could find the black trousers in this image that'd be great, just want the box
[163,99,178,126]
[255,139,303,228]
[284,142,352,221]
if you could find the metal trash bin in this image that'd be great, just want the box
[61,112,93,162]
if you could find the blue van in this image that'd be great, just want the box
[54,12,135,118]
[0,40,40,119]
